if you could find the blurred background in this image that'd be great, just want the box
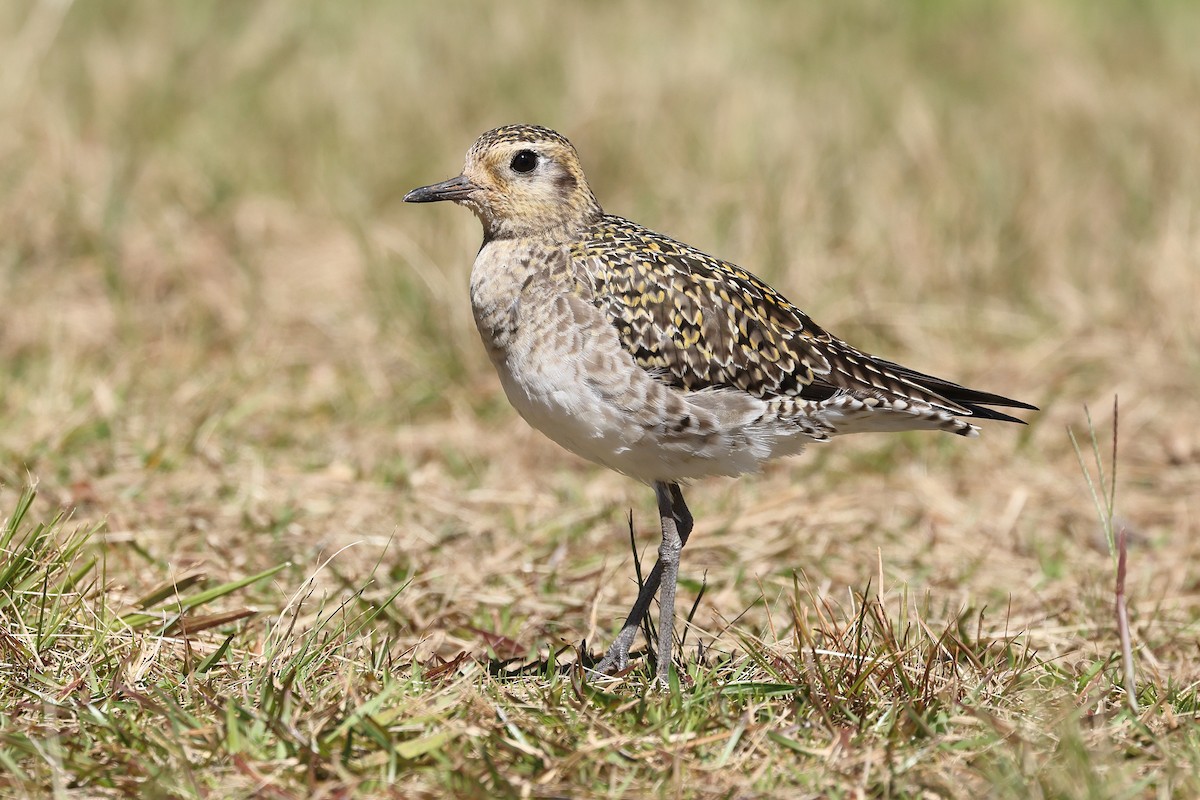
[4,1,1200,794]
[1,0,1198,681]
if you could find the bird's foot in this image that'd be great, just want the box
[590,624,643,676]
[653,659,674,691]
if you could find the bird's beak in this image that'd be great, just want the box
[403,174,480,203]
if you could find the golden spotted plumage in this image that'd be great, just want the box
[571,214,1028,426]
[405,123,1036,685]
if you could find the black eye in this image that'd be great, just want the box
[510,150,538,173]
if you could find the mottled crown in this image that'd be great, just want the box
[469,124,576,156]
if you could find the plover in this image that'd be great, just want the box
[405,124,1035,686]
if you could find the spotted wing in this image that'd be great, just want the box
[572,215,1034,421]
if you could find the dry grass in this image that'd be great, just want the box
[2,1,1199,797]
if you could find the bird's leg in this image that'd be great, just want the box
[651,482,684,687]
[593,482,693,679]
[667,482,693,543]
[592,566,661,675]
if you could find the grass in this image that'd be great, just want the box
[2,0,1200,796]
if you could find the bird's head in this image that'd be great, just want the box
[405,124,603,240]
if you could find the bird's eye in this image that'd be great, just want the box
[510,150,538,173]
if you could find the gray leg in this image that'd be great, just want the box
[593,482,693,679]
[652,483,683,687]
[666,483,693,542]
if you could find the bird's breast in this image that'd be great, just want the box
[469,239,577,357]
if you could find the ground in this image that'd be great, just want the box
[1,2,1199,798]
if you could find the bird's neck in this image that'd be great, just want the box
[478,203,602,244]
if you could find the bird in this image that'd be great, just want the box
[404,124,1035,686]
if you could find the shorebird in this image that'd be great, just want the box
[405,124,1035,686]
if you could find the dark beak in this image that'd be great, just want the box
[403,175,480,203]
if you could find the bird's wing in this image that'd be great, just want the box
[571,216,1034,420]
